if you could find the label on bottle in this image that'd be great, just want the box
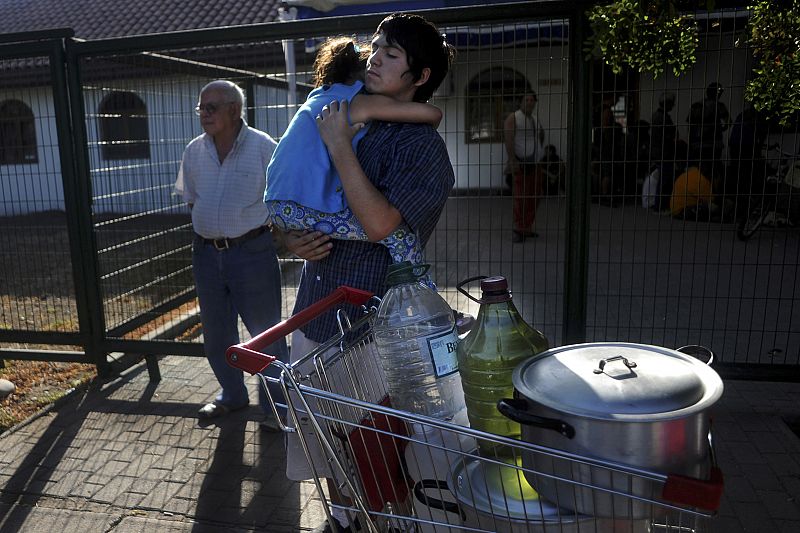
[426,327,460,378]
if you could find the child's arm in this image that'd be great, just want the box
[349,93,442,127]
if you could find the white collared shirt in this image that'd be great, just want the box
[175,121,276,239]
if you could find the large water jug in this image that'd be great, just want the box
[373,262,465,420]
[456,276,549,457]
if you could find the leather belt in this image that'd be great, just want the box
[197,226,268,251]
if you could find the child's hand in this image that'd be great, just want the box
[316,100,364,152]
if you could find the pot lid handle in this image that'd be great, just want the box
[593,355,637,375]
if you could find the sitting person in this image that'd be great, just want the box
[540,144,565,195]
[671,166,713,219]
[265,36,442,269]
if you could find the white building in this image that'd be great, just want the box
[0,0,763,216]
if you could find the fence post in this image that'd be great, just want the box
[563,7,592,344]
[62,39,111,376]
[49,34,107,369]
[245,78,256,128]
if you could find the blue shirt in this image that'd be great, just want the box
[265,81,368,213]
[293,121,455,343]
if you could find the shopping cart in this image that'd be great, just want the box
[226,286,723,533]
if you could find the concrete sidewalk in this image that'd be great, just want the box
[0,356,326,532]
[1,355,800,532]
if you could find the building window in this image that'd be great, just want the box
[465,67,531,144]
[0,100,38,165]
[98,91,150,160]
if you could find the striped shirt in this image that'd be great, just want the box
[174,122,275,239]
[294,121,455,343]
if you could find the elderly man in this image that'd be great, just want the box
[505,92,546,242]
[174,80,287,428]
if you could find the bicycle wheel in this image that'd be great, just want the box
[737,203,769,240]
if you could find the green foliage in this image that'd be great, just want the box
[583,0,800,126]
[745,1,800,126]
[585,0,699,78]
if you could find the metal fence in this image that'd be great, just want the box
[0,3,797,379]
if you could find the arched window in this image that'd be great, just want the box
[98,91,150,160]
[0,100,38,165]
[465,67,531,144]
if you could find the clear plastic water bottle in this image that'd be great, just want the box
[456,275,549,457]
[373,262,465,420]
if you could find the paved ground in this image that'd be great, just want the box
[0,356,326,533]
[1,197,799,532]
[1,353,799,532]
[426,196,800,360]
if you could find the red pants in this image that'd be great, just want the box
[513,163,544,233]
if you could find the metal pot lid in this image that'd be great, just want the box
[450,457,588,523]
[512,343,724,420]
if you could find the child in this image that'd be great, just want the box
[265,36,442,268]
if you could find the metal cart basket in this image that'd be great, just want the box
[226,286,722,533]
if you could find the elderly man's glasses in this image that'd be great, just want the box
[195,102,233,116]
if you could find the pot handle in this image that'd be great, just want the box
[676,345,714,366]
[497,398,576,439]
[413,479,465,519]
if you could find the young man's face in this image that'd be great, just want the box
[365,33,419,102]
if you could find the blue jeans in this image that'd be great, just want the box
[192,230,288,415]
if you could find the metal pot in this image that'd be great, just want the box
[498,343,724,519]
[417,456,599,533]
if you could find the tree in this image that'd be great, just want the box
[584,0,699,78]
[744,0,800,126]
[585,0,800,126]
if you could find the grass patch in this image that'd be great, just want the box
[0,360,96,433]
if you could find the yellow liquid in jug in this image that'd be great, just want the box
[484,454,539,501]
[458,305,548,457]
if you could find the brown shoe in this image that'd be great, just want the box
[511,231,524,243]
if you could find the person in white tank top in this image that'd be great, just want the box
[505,92,545,242]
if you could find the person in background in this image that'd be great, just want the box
[540,144,565,195]
[728,103,768,203]
[505,92,546,241]
[174,80,288,430]
[265,35,442,271]
[687,82,730,186]
[275,13,456,533]
[650,92,678,210]
[592,96,627,205]
[627,118,651,199]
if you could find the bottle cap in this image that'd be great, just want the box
[480,276,512,303]
[385,261,430,286]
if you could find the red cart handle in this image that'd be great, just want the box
[662,466,724,511]
[225,286,373,374]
